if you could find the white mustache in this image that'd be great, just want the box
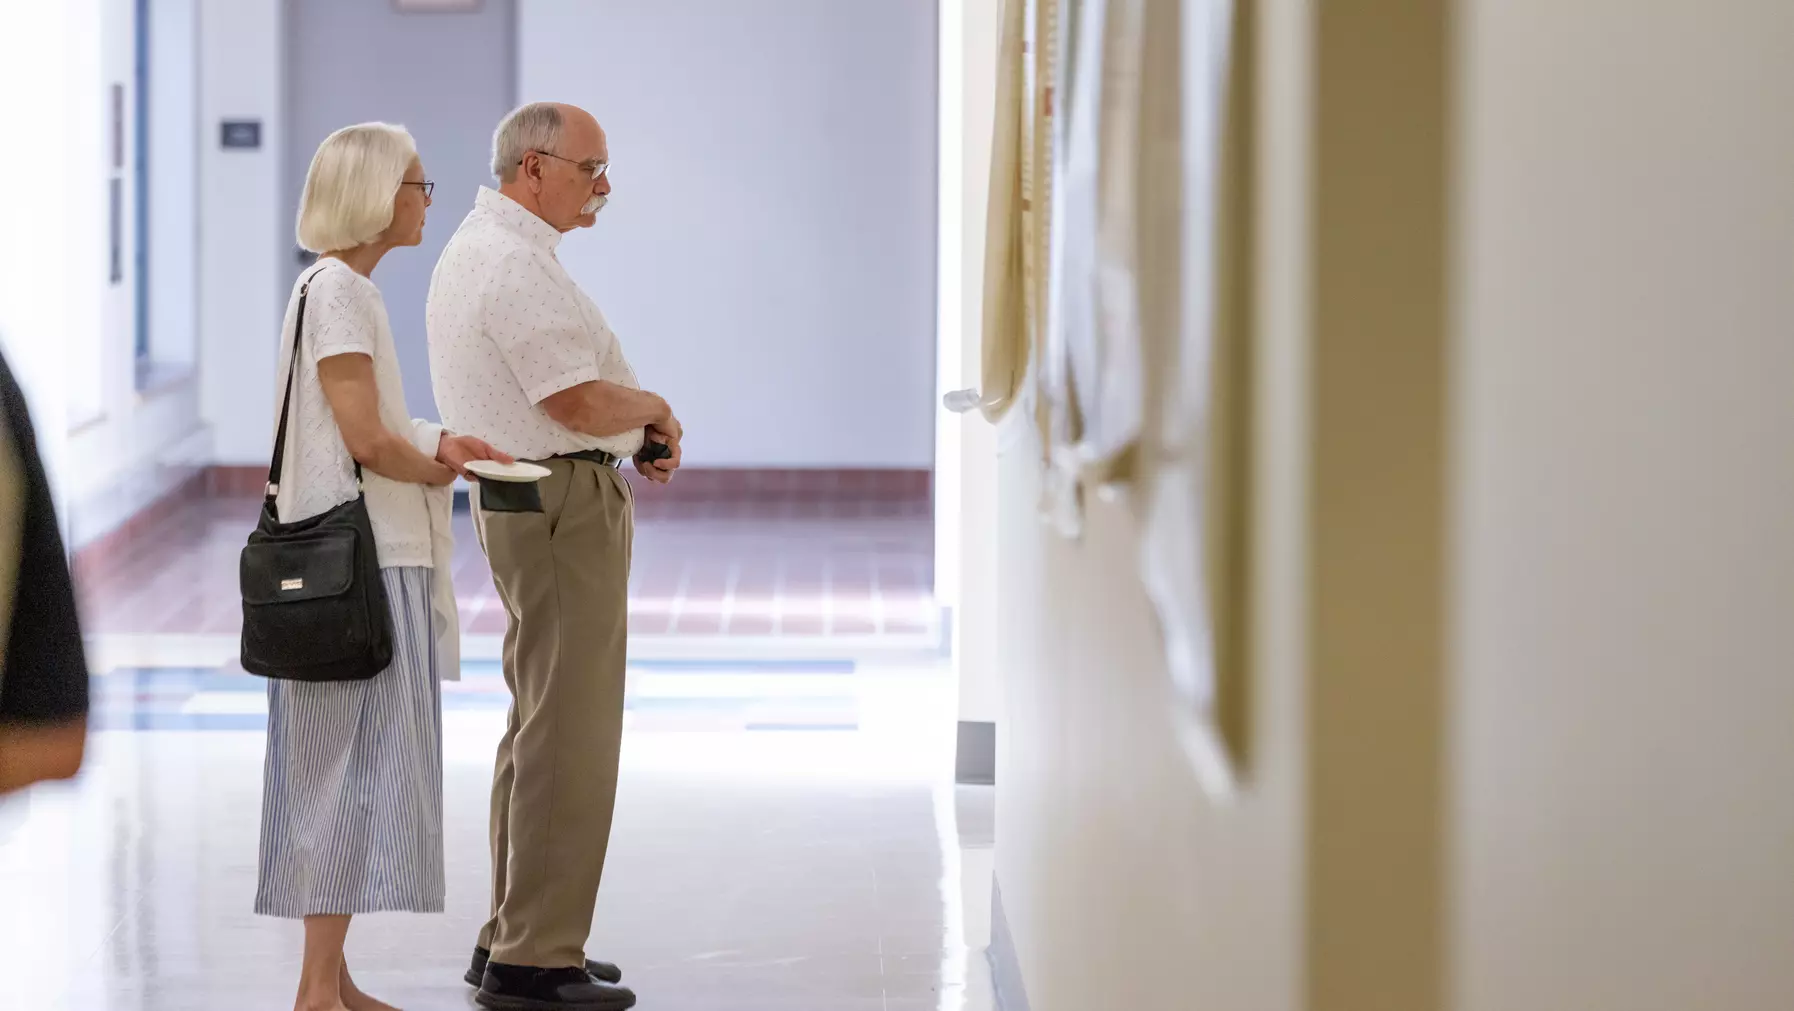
[581,194,608,216]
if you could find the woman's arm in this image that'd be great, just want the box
[317,354,456,486]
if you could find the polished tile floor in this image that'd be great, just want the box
[0,662,995,1010]
[76,494,938,650]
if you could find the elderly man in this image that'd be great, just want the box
[427,102,679,1011]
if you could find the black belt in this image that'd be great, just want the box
[545,449,622,468]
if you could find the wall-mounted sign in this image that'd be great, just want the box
[220,120,262,150]
[108,178,123,284]
[110,84,125,169]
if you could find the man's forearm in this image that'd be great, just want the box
[543,380,669,439]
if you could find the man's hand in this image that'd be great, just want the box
[636,408,682,483]
[648,411,682,446]
[437,432,515,478]
[635,432,681,484]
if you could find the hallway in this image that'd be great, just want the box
[8,0,1794,1007]
[8,455,978,1009]
[1,659,994,1010]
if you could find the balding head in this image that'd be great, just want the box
[491,102,611,232]
[493,102,556,182]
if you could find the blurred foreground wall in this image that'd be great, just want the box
[988,2,1794,1009]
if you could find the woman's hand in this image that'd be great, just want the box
[436,433,514,479]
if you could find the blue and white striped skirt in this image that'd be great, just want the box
[254,566,445,918]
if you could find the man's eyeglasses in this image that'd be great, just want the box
[400,180,435,199]
[524,150,609,182]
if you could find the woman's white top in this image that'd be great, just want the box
[272,259,444,570]
[269,259,462,681]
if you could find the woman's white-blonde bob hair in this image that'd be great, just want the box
[295,122,418,254]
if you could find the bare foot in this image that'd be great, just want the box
[340,963,402,1011]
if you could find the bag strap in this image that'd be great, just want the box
[266,263,362,499]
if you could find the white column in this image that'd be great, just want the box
[0,0,105,518]
[197,0,284,465]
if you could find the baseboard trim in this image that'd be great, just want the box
[205,465,269,498]
[624,466,930,500]
[989,879,1032,1011]
[203,465,931,506]
[956,720,996,785]
[70,467,209,579]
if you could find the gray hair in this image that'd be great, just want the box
[491,102,564,183]
[295,122,417,253]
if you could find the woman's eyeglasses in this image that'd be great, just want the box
[401,180,435,199]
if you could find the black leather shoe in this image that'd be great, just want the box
[466,946,623,987]
[476,963,637,1011]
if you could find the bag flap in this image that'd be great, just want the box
[240,529,359,605]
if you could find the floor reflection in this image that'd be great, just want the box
[0,662,994,1011]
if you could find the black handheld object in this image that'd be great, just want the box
[638,439,673,463]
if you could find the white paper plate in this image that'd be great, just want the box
[465,459,551,483]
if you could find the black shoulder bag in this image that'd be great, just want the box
[239,266,394,682]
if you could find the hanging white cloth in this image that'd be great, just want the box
[1040,0,1096,535]
[1048,0,1246,791]
[1131,0,1240,794]
[966,0,1244,790]
[1053,0,1152,472]
[1041,0,1154,536]
[1082,0,1150,478]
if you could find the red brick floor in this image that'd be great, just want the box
[77,493,936,640]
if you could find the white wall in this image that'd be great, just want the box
[53,0,211,549]
[1452,3,1794,1008]
[61,0,107,434]
[986,3,1794,1008]
[518,0,938,469]
[0,0,95,513]
[184,0,515,451]
[0,0,202,549]
[148,0,200,369]
[198,0,284,466]
[284,0,517,424]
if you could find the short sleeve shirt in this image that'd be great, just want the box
[272,260,438,569]
[425,188,646,461]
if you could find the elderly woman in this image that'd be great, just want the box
[255,122,509,1011]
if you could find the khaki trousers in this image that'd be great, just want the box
[472,458,633,969]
